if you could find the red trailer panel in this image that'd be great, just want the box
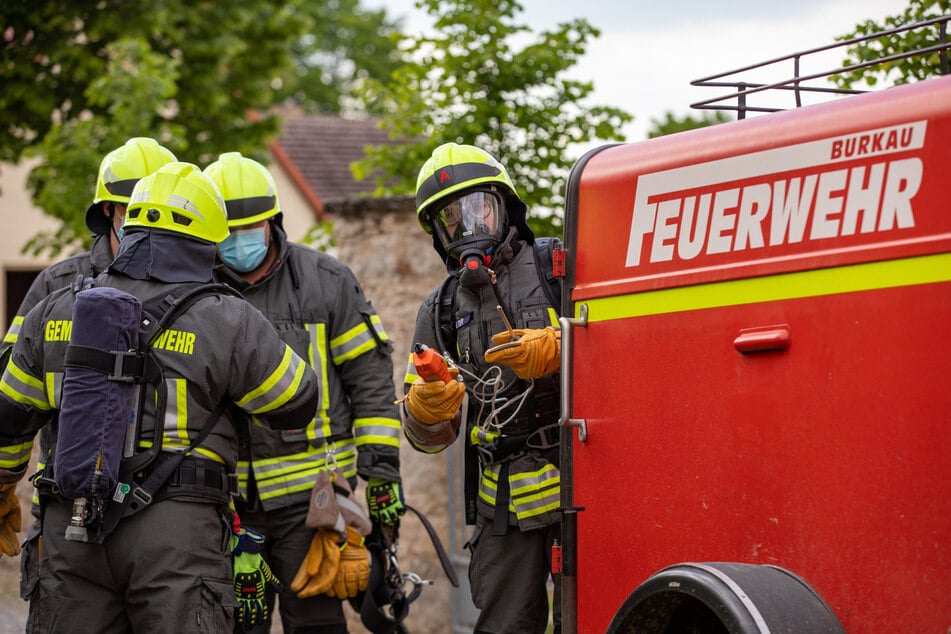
[562,76,951,633]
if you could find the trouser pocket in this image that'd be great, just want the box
[19,520,42,601]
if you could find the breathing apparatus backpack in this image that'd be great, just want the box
[53,277,234,543]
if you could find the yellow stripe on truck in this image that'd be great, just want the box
[581,252,951,322]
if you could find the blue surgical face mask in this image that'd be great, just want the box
[219,226,268,272]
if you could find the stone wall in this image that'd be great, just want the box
[329,196,456,634]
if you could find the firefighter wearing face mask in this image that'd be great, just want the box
[0,137,177,606]
[206,152,403,633]
[401,143,563,634]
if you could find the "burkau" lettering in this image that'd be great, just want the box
[830,127,915,159]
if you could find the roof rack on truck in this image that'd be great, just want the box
[690,15,949,118]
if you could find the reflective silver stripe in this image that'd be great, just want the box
[239,438,358,501]
[49,372,63,409]
[353,417,400,447]
[2,316,23,344]
[238,346,307,414]
[331,321,375,364]
[306,323,331,438]
[306,324,326,404]
[404,353,420,384]
[477,464,514,513]
[368,315,390,342]
[0,440,33,470]
[163,378,188,443]
[1,361,50,411]
[511,481,560,518]
[478,463,561,520]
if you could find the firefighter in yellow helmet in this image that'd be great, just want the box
[0,137,178,601]
[206,152,402,633]
[0,161,319,633]
[402,143,564,633]
[4,137,177,360]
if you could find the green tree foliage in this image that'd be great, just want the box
[1,0,404,257]
[646,111,732,139]
[832,0,950,89]
[279,0,405,115]
[352,0,632,235]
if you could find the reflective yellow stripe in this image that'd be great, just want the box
[331,321,376,364]
[547,307,559,326]
[0,440,33,470]
[354,417,400,448]
[477,463,562,519]
[237,438,358,501]
[236,346,307,413]
[2,316,23,344]
[160,378,189,443]
[0,361,51,411]
[581,252,951,322]
[403,353,420,384]
[307,322,332,440]
[45,372,58,409]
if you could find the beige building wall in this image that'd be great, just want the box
[0,160,62,322]
[0,157,321,326]
[269,162,319,245]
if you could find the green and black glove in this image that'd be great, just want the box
[231,526,280,631]
[365,477,405,525]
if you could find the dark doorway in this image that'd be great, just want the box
[6,269,42,326]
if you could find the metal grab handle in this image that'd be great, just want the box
[559,303,588,443]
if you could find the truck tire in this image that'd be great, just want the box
[606,562,844,634]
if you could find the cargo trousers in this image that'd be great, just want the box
[24,496,236,633]
[467,513,561,634]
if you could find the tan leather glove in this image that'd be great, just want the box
[326,526,370,599]
[290,528,342,598]
[0,482,21,557]
[484,327,561,379]
[404,367,466,424]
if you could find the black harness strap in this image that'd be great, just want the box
[491,462,512,536]
[352,504,458,634]
[80,282,237,541]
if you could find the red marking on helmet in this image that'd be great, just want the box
[438,169,452,184]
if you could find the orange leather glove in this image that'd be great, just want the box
[404,367,466,424]
[290,528,342,598]
[0,482,21,557]
[326,526,370,599]
[484,327,561,379]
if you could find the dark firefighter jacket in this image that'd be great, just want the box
[215,225,400,511]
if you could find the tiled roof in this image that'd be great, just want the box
[272,115,394,219]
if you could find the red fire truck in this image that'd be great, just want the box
[558,20,951,633]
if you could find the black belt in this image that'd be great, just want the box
[145,456,237,502]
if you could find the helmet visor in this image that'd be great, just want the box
[430,191,503,248]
